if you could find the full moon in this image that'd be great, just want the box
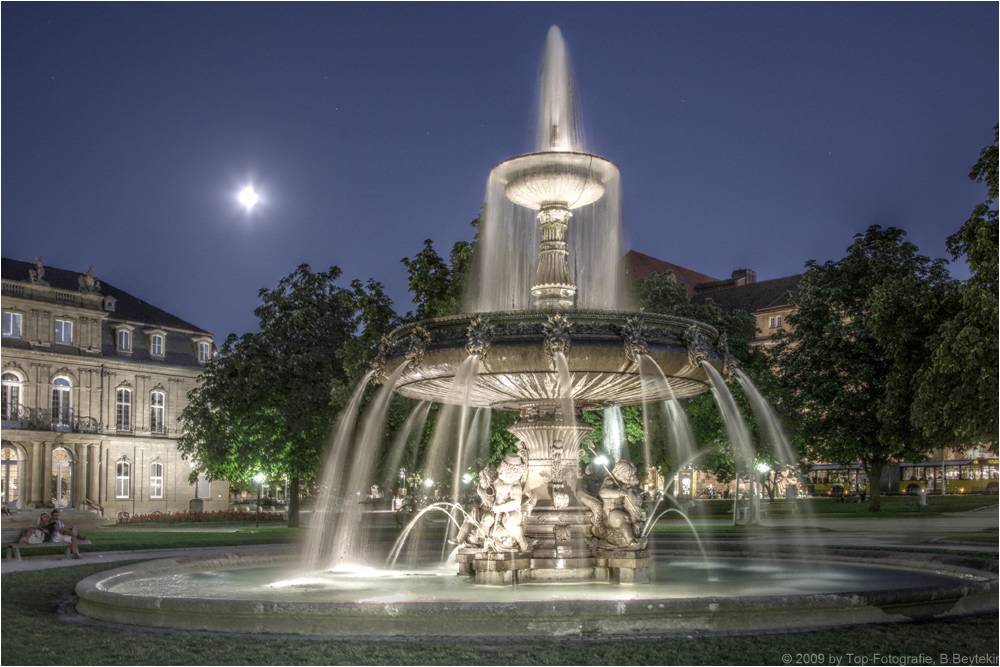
[237,185,260,212]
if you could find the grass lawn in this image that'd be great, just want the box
[2,561,997,665]
[11,524,302,557]
[677,495,998,519]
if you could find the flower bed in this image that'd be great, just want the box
[118,510,285,524]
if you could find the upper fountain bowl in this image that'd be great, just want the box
[493,151,619,210]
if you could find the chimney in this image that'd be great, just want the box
[731,268,756,285]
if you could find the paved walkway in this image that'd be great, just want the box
[2,542,294,574]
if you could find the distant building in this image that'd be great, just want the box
[1,257,228,515]
[623,249,801,347]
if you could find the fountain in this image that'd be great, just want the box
[74,25,997,637]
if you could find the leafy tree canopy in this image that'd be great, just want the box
[912,128,998,447]
[772,226,956,510]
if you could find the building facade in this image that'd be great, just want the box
[1,257,228,515]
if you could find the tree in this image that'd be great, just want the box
[401,217,478,319]
[913,128,998,448]
[179,265,399,526]
[771,226,956,511]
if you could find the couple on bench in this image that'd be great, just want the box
[17,509,88,558]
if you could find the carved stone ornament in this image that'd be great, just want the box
[28,257,47,285]
[683,324,712,369]
[542,313,572,366]
[464,315,495,361]
[369,335,393,385]
[78,266,102,294]
[621,313,649,364]
[404,326,431,369]
[718,332,738,379]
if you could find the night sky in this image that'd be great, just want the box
[3,3,996,338]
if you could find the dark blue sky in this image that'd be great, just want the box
[3,3,996,338]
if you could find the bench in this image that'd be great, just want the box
[2,528,88,560]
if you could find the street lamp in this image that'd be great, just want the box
[253,472,266,528]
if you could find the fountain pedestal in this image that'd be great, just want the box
[594,547,652,584]
[472,551,533,586]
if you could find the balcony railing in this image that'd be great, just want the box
[2,405,100,434]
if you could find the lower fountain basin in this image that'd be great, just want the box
[75,549,996,637]
[381,310,724,409]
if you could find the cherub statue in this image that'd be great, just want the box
[29,257,46,284]
[593,460,645,550]
[485,452,533,553]
[453,466,497,548]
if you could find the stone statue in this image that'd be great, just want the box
[28,257,46,284]
[592,460,645,550]
[78,266,101,294]
[453,467,497,548]
[484,452,533,553]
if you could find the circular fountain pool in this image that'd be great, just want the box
[75,550,997,637]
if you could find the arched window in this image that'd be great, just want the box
[2,373,21,421]
[51,376,72,428]
[150,462,164,499]
[1,444,21,508]
[149,391,166,434]
[51,447,73,508]
[115,458,131,499]
[115,387,132,432]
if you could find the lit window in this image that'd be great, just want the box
[2,312,22,338]
[116,458,131,498]
[51,376,72,427]
[150,391,166,434]
[116,388,132,431]
[768,315,784,329]
[117,329,132,352]
[2,373,22,421]
[150,334,165,358]
[150,462,164,499]
[197,341,211,363]
[54,318,73,344]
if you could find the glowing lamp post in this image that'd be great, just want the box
[253,472,266,528]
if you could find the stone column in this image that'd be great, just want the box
[19,442,33,508]
[41,442,53,506]
[30,442,44,506]
[88,445,99,509]
[78,443,89,506]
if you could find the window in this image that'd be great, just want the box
[115,458,131,499]
[115,388,132,431]
[2,373,21,421]
[150,462,164,499]
[768,315,784,329]
[51,377,72,427]
[117,328,132,353]
[54,318,73,344]
[2,312,22,338]
[150,334,165,358]
[150,391,165,434]
[197,341,211,363]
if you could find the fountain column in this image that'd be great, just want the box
[531,205,576,309]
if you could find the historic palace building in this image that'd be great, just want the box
[1,257,228,515]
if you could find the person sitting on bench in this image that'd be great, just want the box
[46,510,84,559]
[17,513,52,545]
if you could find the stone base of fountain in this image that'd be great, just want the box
[472,551,533,585]
[594,548,652,584]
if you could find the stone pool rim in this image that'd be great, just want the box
[74,548,999,637]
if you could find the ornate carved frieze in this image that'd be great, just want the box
[621,313,649,364]
[542,313,572,366]
[683,324,712,369]
[464,315,495,361]
[404,326,431,369]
